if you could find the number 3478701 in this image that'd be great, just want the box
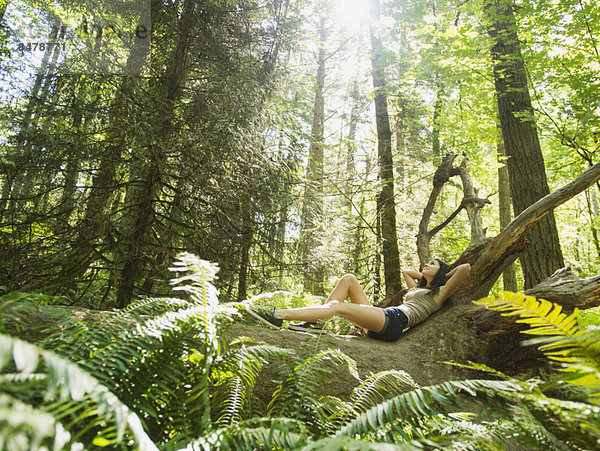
[17,42,66,52]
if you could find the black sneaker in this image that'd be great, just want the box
[288,322,323,332]
[246,306,283,329]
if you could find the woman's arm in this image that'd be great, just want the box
[402,269,422,288]
[435,263,471,304]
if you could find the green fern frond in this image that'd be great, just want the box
[0,334,157,450]
[335,379,521,439]
[315,395,352,422]
[0,393,81,451]
[438,360,600,448]
[315,370,419,435]
[191,417,310,451]
[351,370,418,415]
[302,435,404,450]
[475,292,600,394]
[491,384,600,449]
[268,347,358,420]
[474,291,579,337]
[212,342,296,426]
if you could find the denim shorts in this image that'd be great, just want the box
[367,307,408,342]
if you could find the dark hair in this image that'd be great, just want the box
[418,259,451,296]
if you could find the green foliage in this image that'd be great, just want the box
[0,253,295,448]
[476,292,600,397]
[3,259,600,449]
[579,306,600,328]
[0,334,156,450]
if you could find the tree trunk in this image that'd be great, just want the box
[57,107,84,229]
[237,202,253,302]
[497,128,518,291]
[57,27,150,286]
[114,0,195,307]
[485,0,564,289]
[585,188,600,258]
[344,79,360,215]
[115,159,160,306]
[369,0,401,298]
[416,153,460,265]
[300,15,327,296]
[431,78,444,162]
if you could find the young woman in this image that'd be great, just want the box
[247,260,471,342]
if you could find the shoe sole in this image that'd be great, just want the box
[288,325,324,332]
[246,308,282,329]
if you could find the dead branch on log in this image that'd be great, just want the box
[416,153,491,265]
[524,267,600,310]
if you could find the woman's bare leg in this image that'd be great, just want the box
[276,275,384,332]
[276,301,386,333]
[325,274,370,306]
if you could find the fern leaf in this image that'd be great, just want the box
[0,334,157,450]
[336,379,521,438]
[192,417,309,450]
[0,393,80,451]
[475,292,579,337]
[268,347,358,419]
[475,292,600,389]
[350,369,418,416]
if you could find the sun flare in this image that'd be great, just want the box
[330,0,369,28]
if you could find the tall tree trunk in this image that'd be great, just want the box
[300,15,327,296]
[369,0,402,298]
[57,22,151,286]
[497,128,518,291]
[344,79,360,214]
[115,158,160,305]
[394,98,406,185]
[57,77,137,285]
[485,0,564,289]
[237,199,253,302]
[585,188,600,258]
[57,106,84,228]
[114,0,195,307]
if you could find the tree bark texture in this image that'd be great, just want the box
[486,0,564,289]
[457,158,491,247]
[300,15,327,296]
[369,0,402,297]
[496,128,518,291]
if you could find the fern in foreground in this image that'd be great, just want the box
[475,291,600,397]
[0,334,157,450]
